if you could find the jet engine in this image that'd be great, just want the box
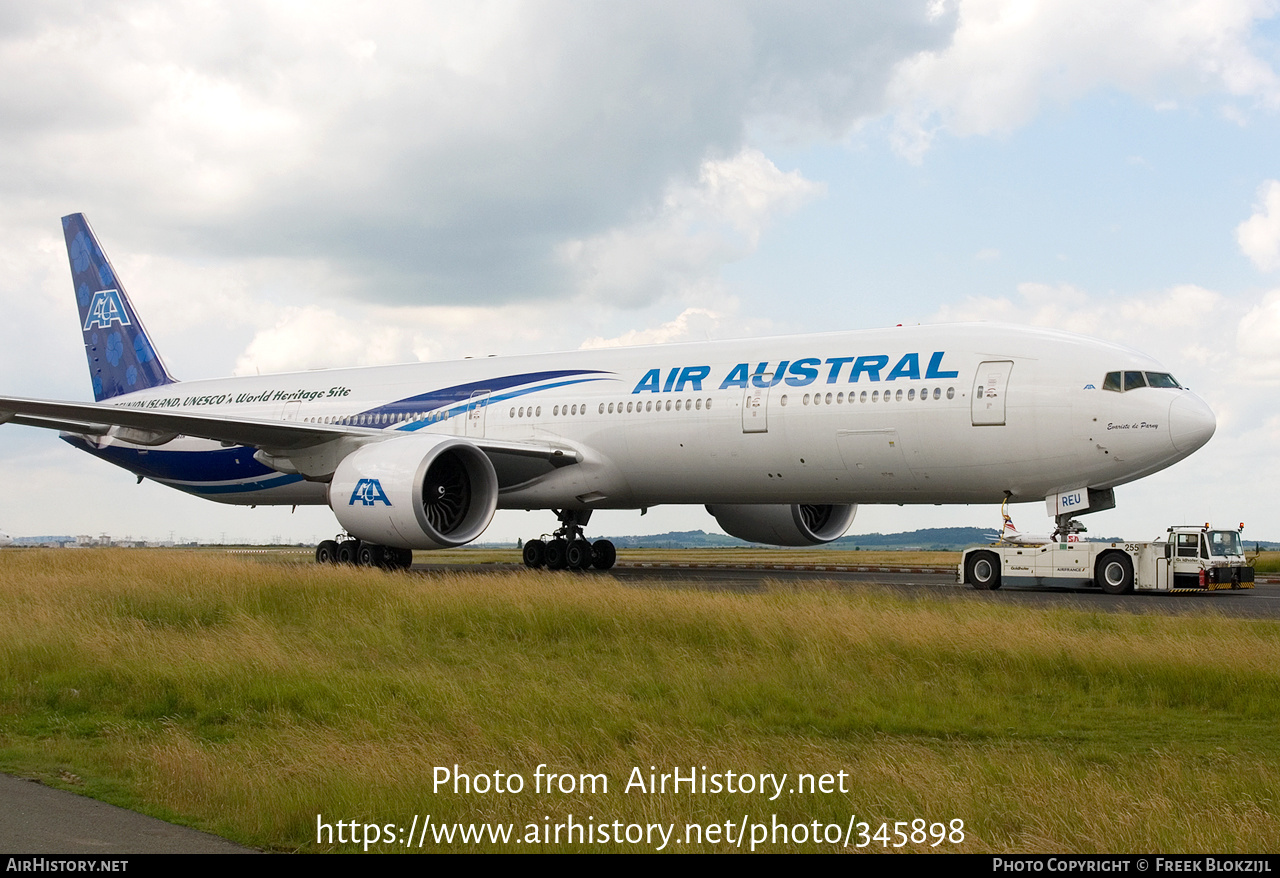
[330,434,498,549]
[706,503,857,546]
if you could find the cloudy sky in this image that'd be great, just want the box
[2,0,1279,545]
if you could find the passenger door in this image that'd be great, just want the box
[971,361,1014,426]
[466,390,490,438]
[741,375,771,433]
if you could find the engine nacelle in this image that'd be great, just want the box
[330,434,498,549]
[706,503,857,546]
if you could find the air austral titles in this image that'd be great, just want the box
[0,214,1217,570]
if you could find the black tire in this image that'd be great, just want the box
[965,551,1001,590]
[337,539,360,565]
[316,540,338,564]
[545,538,568,571]
[377,545,406,570]
[1096,552,1134,595]
[591,539,617,571]
[396,547,414,570]
[566,539,592,571]
[358,544,383,568]
[522,539,546,568]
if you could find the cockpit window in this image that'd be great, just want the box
[1123,371,1147,391]
[1102,370,1183,392]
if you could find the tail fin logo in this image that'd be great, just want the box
[83,289,131,330]
[349,478,392,507]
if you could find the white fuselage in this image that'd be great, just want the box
[79,323,1215,511]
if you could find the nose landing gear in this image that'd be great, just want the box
[522,510,616,571]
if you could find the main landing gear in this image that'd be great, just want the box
[315,534,414,570]
[521,509,617,571]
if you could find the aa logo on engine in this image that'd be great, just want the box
[349,478,392,506]
[83,289,131,330]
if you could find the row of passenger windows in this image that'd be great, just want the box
[1102,371,1181,392]
[509,403,593,418]
[608,398,712,414]
[510,398,716,418]
[305,411,440,426]
[310,384,963,427]
[786,386,956,406]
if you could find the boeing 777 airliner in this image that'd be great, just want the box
[0,214,1216,570]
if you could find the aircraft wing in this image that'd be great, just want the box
[0,394,348,449]
[0,395,580,474]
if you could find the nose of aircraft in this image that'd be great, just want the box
[1168,392,1216,454]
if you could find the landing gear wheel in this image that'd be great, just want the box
[965,551,1001,590]
[316,540,339,564]
[566,539,592,571]
[522,510,605,572]
[545,538,568,571]
[337,539,360,565]
[523,539,546,568]
[591,539,616,571]
[1096,553,1134,595]
[358,544,384,568]
[379,546,411,570]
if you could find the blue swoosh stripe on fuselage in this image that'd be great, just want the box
[65,436,278,481]
[62,369,617,495]
[342,370,614,426]
[62,436,304,496]
[395,369,610,410]
[399,377,612,431]
[170,474,306,495]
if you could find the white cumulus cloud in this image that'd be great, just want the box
[230,298,577,375]
[557,149,824,308]
[1236,288,1280,379]
[931,281,1236,382]
[579,307,723,350]
[887,0,1280,158]
[0,2,947,304]
[1237,179,1280,272]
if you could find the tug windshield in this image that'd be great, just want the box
[1207,531,1243,557]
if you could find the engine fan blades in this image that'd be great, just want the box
[422,452,472,535]
[799,504,832,533]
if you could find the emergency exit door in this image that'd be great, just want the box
[971,361,1013,426]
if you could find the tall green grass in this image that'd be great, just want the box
[1,549,1277,852]
[1250,551,1280,574]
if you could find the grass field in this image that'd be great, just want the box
[1251,551,1280,574]
[1,549,1278,853]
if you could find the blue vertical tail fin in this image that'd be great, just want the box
[61,213,176,401]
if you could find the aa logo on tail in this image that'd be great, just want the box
[83,289,131,330]
[349,478,392,506]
